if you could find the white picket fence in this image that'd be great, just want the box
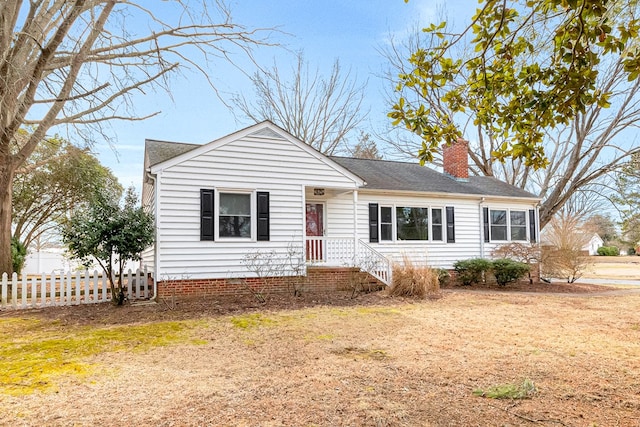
[1,268,153,311]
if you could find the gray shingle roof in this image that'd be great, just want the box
[145,139,538,199]
[146,139,199,167]
[330,156,538,199]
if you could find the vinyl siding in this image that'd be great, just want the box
[140,179,156,273]
[155,134,359,279]
[325,192,537,269]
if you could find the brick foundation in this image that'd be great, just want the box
[156,266,376,299]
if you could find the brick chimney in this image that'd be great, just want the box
[443,138,469,180]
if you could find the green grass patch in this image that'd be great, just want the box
[230,313,278,329]
[473,379,536,399]
[0,317,204,396]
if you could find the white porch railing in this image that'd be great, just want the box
[306,237,391,285]
[1,268,152,311]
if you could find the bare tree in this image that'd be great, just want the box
[382,8,640,229]
[541,213,590,283]
[230,51,367,155]
[349,131,383,160]
[0,0,274,274]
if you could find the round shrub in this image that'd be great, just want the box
[491,258,530,286]
[453,258,492,286]
[597,246,620,256]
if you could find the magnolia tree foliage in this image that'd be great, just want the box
[0,1,273,274]
[390,0,640,227]
[62,187,153,305]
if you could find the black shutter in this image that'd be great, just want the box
[446,206,455,243]
[369,203,379,243]
[257,191,270,241]
[200,189,214,241]
[483,207,490,242]
[529,209,537,243]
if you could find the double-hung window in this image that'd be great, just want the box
[219,192,251,238]
[490,209,508,241]
[510,211,527,241]
[380,206,393,241]
[431,208,443,241]
[486,208,529,242]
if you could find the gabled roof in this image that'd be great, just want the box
[143,122,539,200]
[145,139,199,167]
[145,121,364,186]
[330,156,539,199]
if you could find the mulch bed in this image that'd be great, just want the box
[4,279,622,327]
[441,279,617,294]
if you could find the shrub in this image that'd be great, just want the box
[597,246,620,256]
[11,238,27,275]
[491,259,530,286]
[436,268,451,287]
[628,247,636,255]
[390,256,439,298]
[453,258,492,285]
[492,242,542,284]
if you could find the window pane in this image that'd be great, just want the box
[510,211,526,226]
[432,225,443,241]
[491,225,507,241]
[511,226,527,241]
[219,215,251,237]
[396,207,428,240]
[490,209,507,225]
[219,193,250,215]
[432,208,442,224]
[381,224,392,241]
[381,206,392,224]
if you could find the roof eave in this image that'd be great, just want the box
[360,187,541,202]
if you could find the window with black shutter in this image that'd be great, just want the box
[200,189,214,241]
[257,192,270,241]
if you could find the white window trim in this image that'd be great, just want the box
[489,208,529,243]
[216,189,256,242]
[431,207,444,242]
[378,204,446,243]
[509,210,528,242]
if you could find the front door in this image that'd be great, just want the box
[305,203,324,261]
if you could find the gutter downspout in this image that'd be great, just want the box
[146,171,159,301]
[479,197,486,258]
[353,189,358,267]
[536,203,542,281]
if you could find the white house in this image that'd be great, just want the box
[583,233,604,256]
[141,121,540,298]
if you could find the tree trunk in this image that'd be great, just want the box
[0,158,14,275]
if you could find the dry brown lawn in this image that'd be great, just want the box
[2,287,640,427]
[583,256,640,280]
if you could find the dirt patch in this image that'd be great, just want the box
[2,288,640,426]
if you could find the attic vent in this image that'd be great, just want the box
[250,128,285,139]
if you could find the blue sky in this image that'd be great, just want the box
[93,1,472,193]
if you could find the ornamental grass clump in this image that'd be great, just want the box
[389,255,439,298]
